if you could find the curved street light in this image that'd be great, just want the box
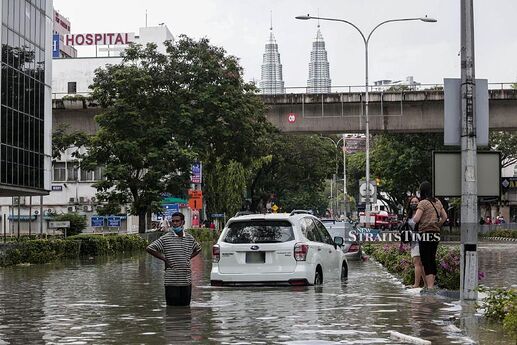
[297,14,436,225]
[320,136,346,219]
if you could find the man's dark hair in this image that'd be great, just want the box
[419,181,435,201]
[171,212,185,221]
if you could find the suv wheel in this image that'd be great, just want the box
[314,268,323,285]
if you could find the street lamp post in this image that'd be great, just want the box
[296,14,436,225]
[321,136,345,218]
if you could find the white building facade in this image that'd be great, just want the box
[0,23,182,236]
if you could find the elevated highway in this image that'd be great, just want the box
[53,88,517,135]
[263,88,517,134]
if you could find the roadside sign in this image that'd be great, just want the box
[271,204,279,212]
[163,204,180,218]
[188,189,203,210]
[211,213,225,218]
[107,216,121,227]
[288,113,296,123]
[191,162,202,184]
[49,221,70,228]
[91,216,104,227]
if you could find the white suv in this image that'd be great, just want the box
[210,211,348,286]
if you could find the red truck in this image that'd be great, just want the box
[359,211,400,230]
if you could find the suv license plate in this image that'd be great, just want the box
[246,251,265,263]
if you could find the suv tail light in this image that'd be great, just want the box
[294,243,309,261]
[348,243,360,252]
[212,244,220,263]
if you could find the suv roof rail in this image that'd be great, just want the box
[289,210,313,216]
[234,211,256,217]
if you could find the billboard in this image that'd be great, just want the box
[344,136,366,154]
[433,151,500,197]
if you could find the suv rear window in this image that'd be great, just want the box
[223,220,295,244]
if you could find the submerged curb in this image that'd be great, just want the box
[483,237,517,242]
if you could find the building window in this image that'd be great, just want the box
[67,161,78,181]
[67,81,77,94]
[80,168,94,181]
[53,162,65,181]
[94,166,105,180]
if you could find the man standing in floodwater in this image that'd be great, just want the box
[147,212,202,306]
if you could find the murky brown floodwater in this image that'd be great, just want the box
[0,242,515,344]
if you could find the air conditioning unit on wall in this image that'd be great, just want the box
[67,206,76,213]
[13,196,25,205]
[83,205,93,212]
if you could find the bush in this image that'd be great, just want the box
[186,228,219,243]
[2,239,81,266]
[364,243,460,290]
[478,286,517,341]
[1,235,147,266]
[67,234,148,256]
[52,213,87,236]
[482,229,517,239]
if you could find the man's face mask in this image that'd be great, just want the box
[170,218,184,234]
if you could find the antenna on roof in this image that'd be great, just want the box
[270,10,273,31]
[317,8,320,28]
[145,9,148,27]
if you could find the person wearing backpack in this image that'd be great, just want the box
[410,181,447,291]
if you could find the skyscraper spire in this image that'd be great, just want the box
[260,13,285,95]
[307,24,331,93]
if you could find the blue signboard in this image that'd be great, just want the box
[51,185,63,191]
[211,213,225,218]
[52,34,60,58]
[91,216,105,227]
[191,162,202,184]
[107,216,121,227]
[163,204,180,218]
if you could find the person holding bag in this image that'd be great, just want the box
[410,181,447,291]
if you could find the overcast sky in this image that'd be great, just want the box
[53,0,517,88]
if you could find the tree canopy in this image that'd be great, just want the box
[83,36,271,232]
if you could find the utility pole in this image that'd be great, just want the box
[460,0,478,300]
[343,134,347,218]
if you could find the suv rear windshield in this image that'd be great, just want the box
[223,220,295,244]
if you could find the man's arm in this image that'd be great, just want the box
[146,245,173,269]
[191,241,202,259]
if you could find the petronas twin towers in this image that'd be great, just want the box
[260,25,331,94]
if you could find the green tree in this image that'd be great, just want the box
[489,131,517,168]
[83,36,270,232]
[53,213,87,236]
[248,134,335,215]
[84,43,196,233]
[370,133,449,212]
[52,124,89,160]
[204,159,247,218]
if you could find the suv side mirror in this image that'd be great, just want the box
[334,236,344,246]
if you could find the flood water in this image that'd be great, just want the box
[0,242,515,344]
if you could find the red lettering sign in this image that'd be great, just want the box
[64,33,134,46]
